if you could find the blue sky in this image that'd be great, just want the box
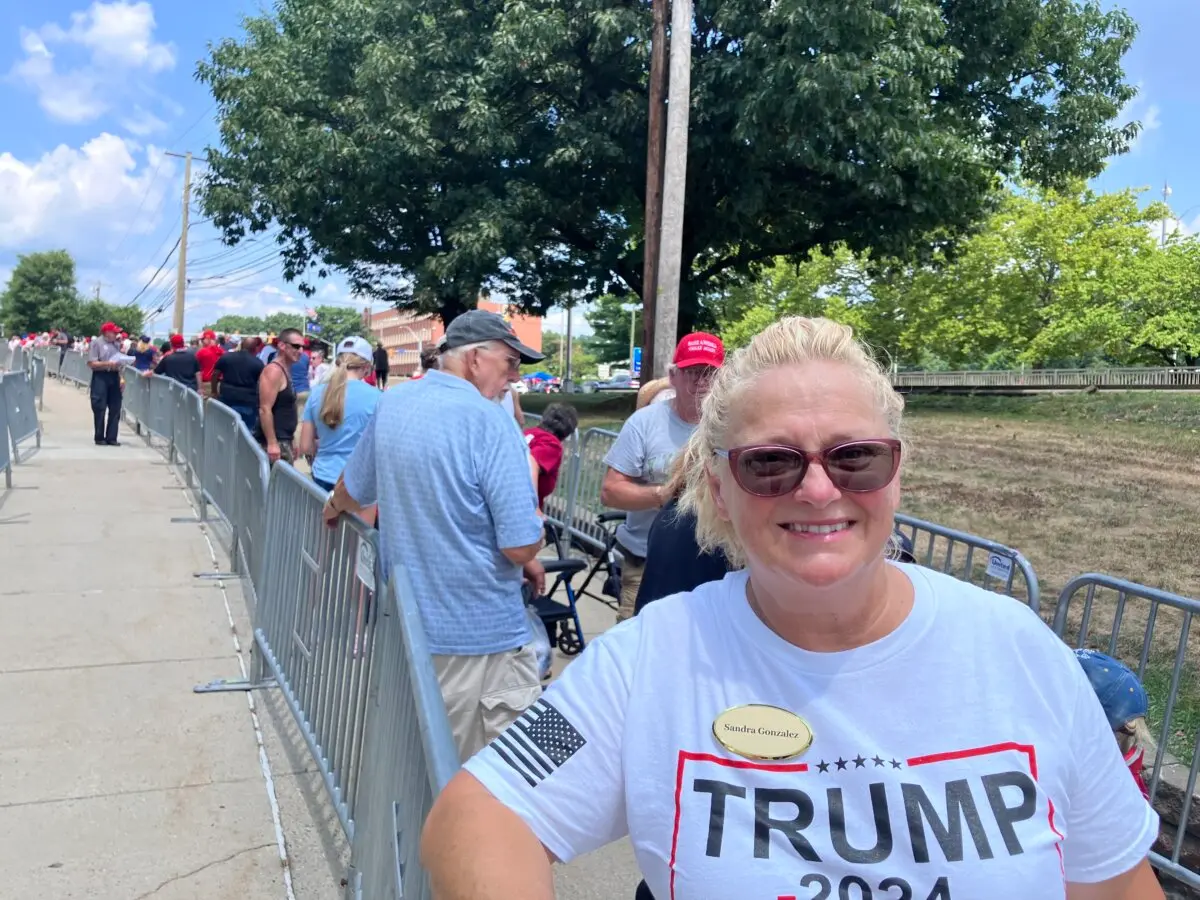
[0,0,1195,336]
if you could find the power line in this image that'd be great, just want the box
[110,153,172,262]
[130,237,181,305]
[111,103,215,265]
[188,259,283,291]
[189,247,282,280]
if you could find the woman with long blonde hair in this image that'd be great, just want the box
[297,336,381,492]
[423,316,1162,900]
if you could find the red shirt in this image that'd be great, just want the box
[1124,745,1149,799]
[525,427,564,504]
[196,343,225,381]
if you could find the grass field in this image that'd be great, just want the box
[528,389,1200,762]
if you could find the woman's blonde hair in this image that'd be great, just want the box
[320,351,372,429]
[678,317,905,567]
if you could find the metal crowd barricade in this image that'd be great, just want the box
[230,415,270,606]
[0,342,10,370]
[0,381,11,489]
[10,345,26,373]
[121,366,150,430]
[242,462,383,843]
[174,387,206,496]
[1052,575,1200,889]
[346,565,459,900]
[1,371,42,463]
[178,391,205,496]
[139,374,174,445]
[553,427,618,552]
[199,400,241,540]
[892,513,1040,611]
[30,356,45,410]
[63,350,90,387]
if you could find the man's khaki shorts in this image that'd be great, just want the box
[433,643,542,761]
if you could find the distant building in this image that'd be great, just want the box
[364,298,543,377]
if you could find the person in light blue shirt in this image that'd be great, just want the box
[297,336,380,491]
[323,309,547,760]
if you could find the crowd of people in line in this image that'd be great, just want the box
[62,309,1171,899]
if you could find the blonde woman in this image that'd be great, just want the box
[298,336,381,492]
[423,317,1162,900]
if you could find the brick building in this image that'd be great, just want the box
[363,298,543,377]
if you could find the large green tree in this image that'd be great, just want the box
[206,305,366,346]
[197,0,1138,335]
[583,294,642,365]
[206,314,267,335]
[1,251,79,334]
[717,183,1196,368]
[0,251,142,337]
[311,305,369,347]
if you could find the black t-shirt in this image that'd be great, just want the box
[213,350,265,407]
[634,498,732,615]
[154,349,201,389]
[373,347,389,370]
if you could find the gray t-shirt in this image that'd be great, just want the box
[602,401,696,557]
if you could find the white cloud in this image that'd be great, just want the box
[119,107,167,136]
[0,133,175,256]
[1155,212,1200,242]
[43,1,175,71]
[11,2,176,124]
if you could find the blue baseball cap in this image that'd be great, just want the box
[1074,649,1148,730]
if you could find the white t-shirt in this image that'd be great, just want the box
[465,564,1158,898]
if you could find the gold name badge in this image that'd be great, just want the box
[712,704,814,761]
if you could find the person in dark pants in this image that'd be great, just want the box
[373,342,389,390]
[631,451,735,900]
[87,322,125,446]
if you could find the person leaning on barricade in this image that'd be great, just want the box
[211,337,265,434]
[297,336,380,492]
[422,316,1164,900]
[523,402,578,510]
[154,334,201,391]
[322,309,548,761]
[195,329,224,400]
[257,327,302,464]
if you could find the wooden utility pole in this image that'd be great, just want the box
[564,301,575,388]
[171,151,193,335]
[654,0,692,377]
[641,0,669,381]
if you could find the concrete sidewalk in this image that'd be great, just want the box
[0,375,642,899]
[0,377,294,898]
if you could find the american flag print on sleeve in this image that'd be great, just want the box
[492,699,588,787]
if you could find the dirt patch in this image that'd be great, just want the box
[902,413,1200,602]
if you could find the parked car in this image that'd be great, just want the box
[595,374,636,391]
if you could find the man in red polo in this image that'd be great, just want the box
[195,329,224,399]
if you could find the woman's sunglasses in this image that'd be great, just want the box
[714,439,902,497]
